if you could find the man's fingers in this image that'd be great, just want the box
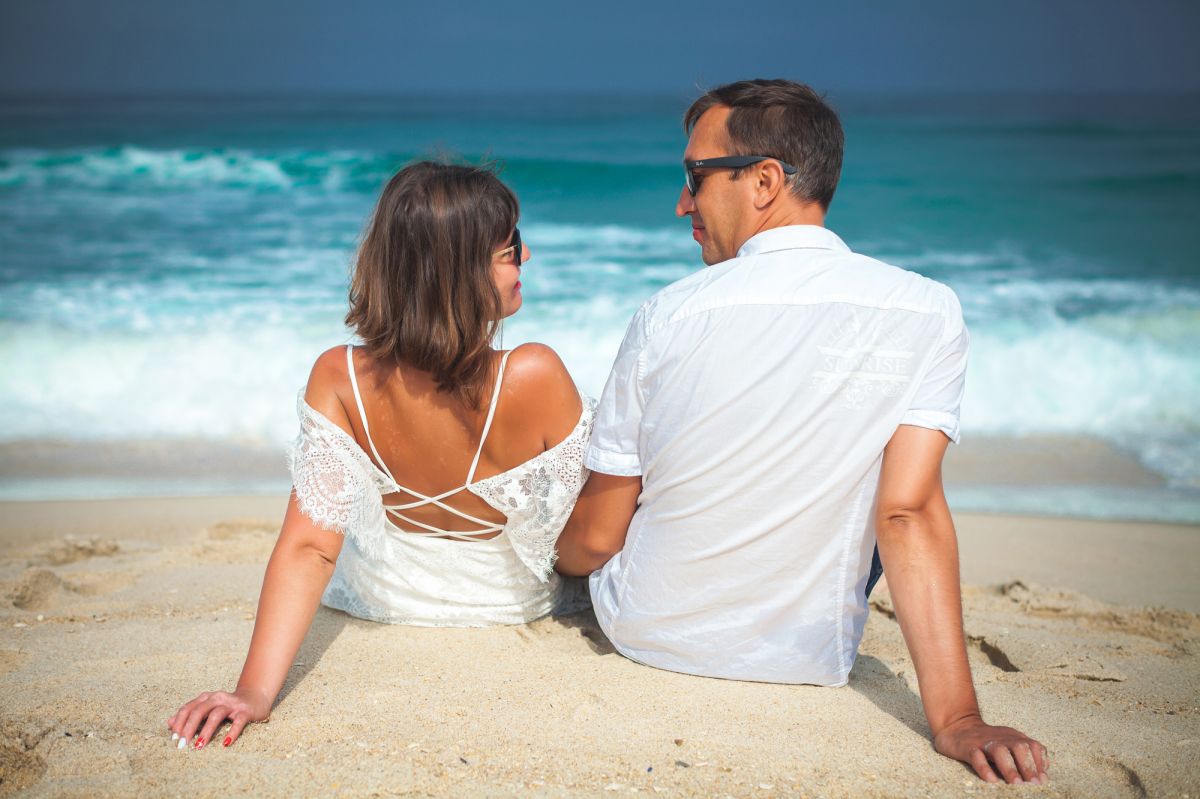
[224,716,249,748]
[987,743,1024,784]
[1012,742,1040,783]
[1037,742,1050,772]
[968,749,1001,783]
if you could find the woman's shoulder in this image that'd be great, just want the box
[504,343,578,399]
[303,345,355,434]
[504,342,571,381]
[502,343,584,444]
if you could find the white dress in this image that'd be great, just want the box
[288,346,596,627]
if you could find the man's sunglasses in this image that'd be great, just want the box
[684,156,798,196]
[494,227,522,266]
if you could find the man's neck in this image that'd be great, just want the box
[743,203,826,246]
[765,201,826,230]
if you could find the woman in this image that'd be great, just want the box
[167,161,594,750]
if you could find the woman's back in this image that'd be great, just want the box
[295,340,594,627]
[311,343,584,540]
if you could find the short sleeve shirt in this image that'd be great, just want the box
[584,225,968,685]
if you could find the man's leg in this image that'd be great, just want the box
[865,544,884,597]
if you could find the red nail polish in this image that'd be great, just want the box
[223,737,232,747]
[195,737,204,748]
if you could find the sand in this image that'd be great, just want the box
[0,497,1197,798]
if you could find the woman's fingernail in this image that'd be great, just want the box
[177,737,187,750]
[171,732,178,741]
[223,736,232,747]
[194,737,204,749]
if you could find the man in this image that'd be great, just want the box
[557,79,1048,785]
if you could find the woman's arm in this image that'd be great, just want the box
[167,348,352,749]
[167,498,343,748]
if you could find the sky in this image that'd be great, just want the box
[2,0,1199,96]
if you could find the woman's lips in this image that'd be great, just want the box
[514,280,522,292]
[692,227,706,243]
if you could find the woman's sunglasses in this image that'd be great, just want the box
[493,227,522,266]
[684,156,798,196]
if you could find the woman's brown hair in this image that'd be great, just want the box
[346,161,518,407]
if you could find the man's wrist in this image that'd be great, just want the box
[930,707,983,738]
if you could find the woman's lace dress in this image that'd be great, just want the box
[287,347,595,627]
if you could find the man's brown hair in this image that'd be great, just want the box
[684,79,844,209]
[345,160,517,408]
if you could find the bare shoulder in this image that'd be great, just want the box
[303,346,354,432]
[505,342,572,382]
[503,343,583,443]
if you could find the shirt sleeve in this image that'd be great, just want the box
[899,289,969,444]
[585,305,648,476]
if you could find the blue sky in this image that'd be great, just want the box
[2,0,1198,95]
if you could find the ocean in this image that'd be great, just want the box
[1,93,1198,521]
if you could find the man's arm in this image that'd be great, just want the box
[876,425,1048,785]
[555,472,641,576]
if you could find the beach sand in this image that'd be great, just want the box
[0,497,1197,798]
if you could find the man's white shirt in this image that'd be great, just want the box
[585,225,969,685]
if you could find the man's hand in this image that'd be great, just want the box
[876,425,1049,785]
[934,714,1049,785]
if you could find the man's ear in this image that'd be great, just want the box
[753,160,788,209]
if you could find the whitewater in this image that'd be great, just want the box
[1,96,1197,518]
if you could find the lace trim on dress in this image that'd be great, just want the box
[469,394,597,580]
[287,392,395,562]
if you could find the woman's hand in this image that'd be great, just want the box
[167,687,272,749]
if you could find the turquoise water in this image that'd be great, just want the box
[1,95,1198,518]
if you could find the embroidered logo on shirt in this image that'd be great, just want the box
[810,314,914,409]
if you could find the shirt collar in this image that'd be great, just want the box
[735,225,850,259]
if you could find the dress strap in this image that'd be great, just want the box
[345,345,398,484]
[465,350,512,484]
[385,494,501,526]
[384,508,504,539]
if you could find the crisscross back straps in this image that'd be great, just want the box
[465,349,512,484]
[346,345,512,539]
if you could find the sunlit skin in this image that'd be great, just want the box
[561,104,1049,785]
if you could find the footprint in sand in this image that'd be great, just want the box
[995,580,1200,648]
[0,720,53,794]
[32,537,119,567]
[5,568,134,611]
[205,520,277,541]
[63,572,135,598]
[192,519,278,564]
[7,569,67,611]
[1088,753,1149,799]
